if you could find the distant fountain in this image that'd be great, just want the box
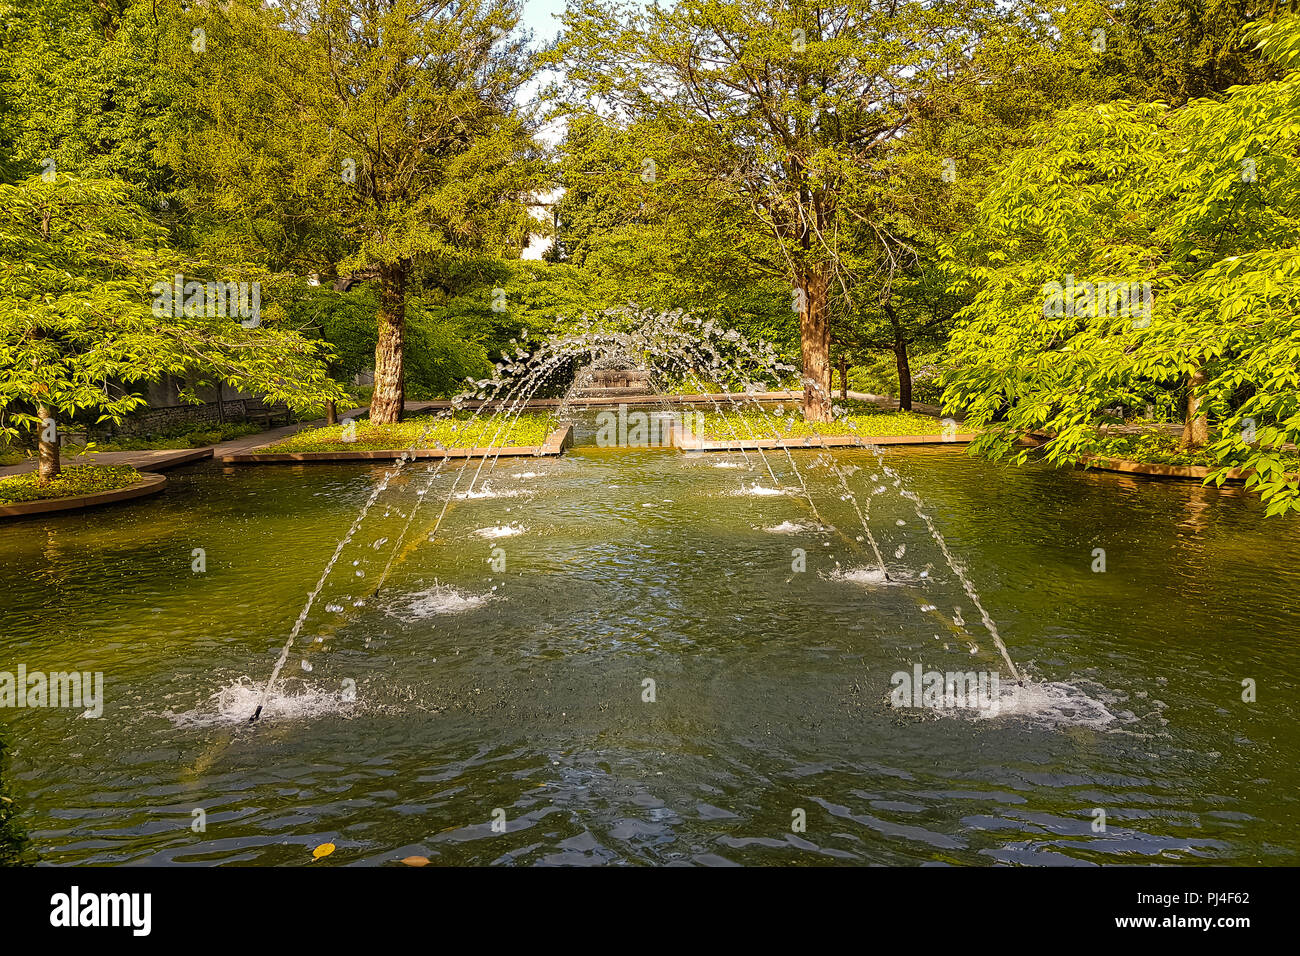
[570,364,654,399]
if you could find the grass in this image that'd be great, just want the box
[258,412,559,453]
[696,402,959,441]
[0,465,141,506]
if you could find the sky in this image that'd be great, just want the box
[520,0,568,44]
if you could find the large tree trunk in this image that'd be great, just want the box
[884,301,912,412]
[798,265,832,423]
[36,403,60,481]
[370,262,407,425]
[1181,365,1209,449]
[838,353,848,401]
[325,400,337,426]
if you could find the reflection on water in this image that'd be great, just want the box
[0,428,1298,865]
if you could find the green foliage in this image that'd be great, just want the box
[942,15,1300,514]
[160,0,546,275]
[1091,0,1282,104]
[0,0,174,193]
[82,421,262,452]
[849,350,947,405]
[1087,430,1298,468]
[0,464,139,504]
[0,173,347,445]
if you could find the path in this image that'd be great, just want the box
[0,407,368,478]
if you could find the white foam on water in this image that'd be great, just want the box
[763,520,811,534]
[403,584,492,617]
[729,483,786,497]
[711,461,744,469]
[164,677,357,728]
[474,524,525,539]
[511,471,542,479]
[888,677,1130,732]
[454,485,520,500]
[828,565,909,587]
[975,679,1123,729]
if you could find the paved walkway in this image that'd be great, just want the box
[0,407,368,478]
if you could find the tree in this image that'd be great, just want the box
[942,14,1300,515]
[0,173,345,479]
[0,0,177,195]
[552,0,999,421]
[162,0,546,423]
[1091,0,1283,105]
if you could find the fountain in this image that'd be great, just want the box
[248,308,1025,723]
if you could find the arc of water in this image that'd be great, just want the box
[868,450,1021,683]
[667,318,1009,677]
[375,347,577,594]
[252,311,1021,723]
[721,328,1020,680]
[250,356,562,722]
[249,467,399,722]
[673,332,831,528]
[709,333,900,579]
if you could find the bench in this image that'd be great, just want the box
[245,402,292,429]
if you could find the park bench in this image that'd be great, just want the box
[245,400,292,429]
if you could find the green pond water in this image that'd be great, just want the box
[1,409,1298,865]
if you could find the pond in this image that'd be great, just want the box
[1,408,1297,865]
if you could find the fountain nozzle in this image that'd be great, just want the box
[249,705,263,724]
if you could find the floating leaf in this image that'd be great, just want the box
[400,856,430,867]
[312,842,336,860]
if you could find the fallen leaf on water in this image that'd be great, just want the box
[400,856,430,867]
[312,843,336,860]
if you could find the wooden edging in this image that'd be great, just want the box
[670,425,975,452]
[0,472,167,519]
[219,423,574,464]
[1021,435,1279,483]
[130,447,214,471]
[1078,455,1253,482]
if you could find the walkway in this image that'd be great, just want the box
[0,407,368,478]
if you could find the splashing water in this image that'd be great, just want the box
[249,307,1028,726]
[169,677,358,728]
[474,524,526,539]
[401,584,494,619]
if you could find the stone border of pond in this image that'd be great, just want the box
[218,423,574,464]
[1020,434,1265,482]
[669,424,977,451]
[1077,455,1256,481]
[0,471,168,519]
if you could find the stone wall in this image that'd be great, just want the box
[117,400,253,436]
